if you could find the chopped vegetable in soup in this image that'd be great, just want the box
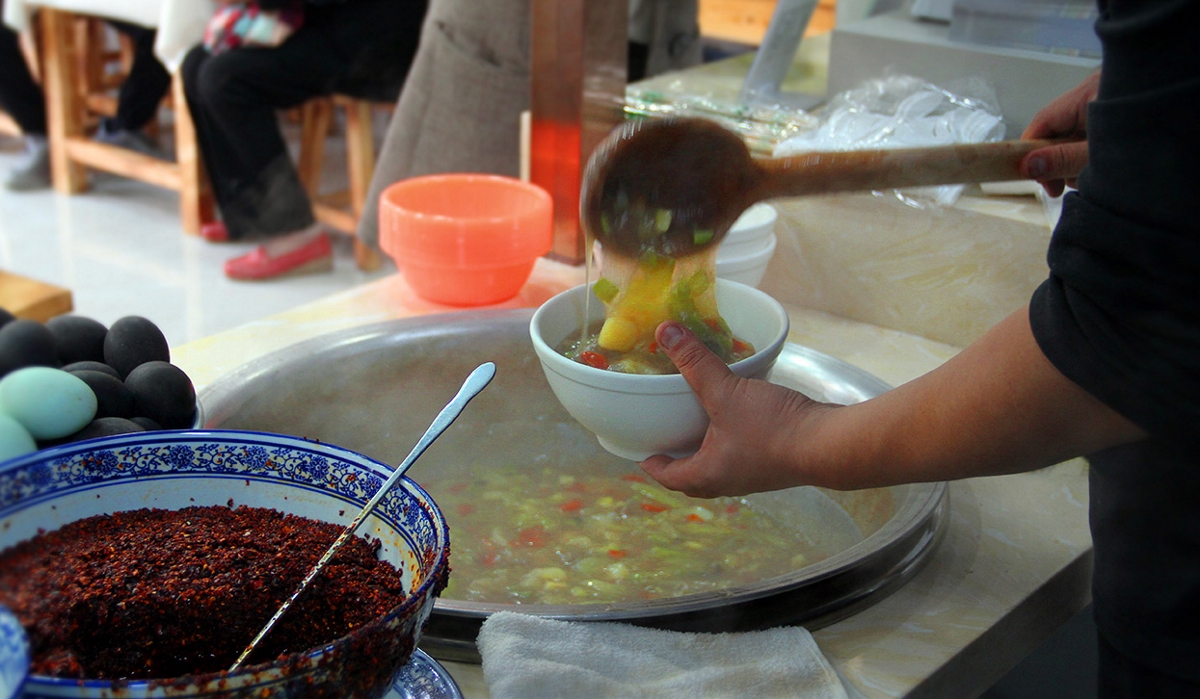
[427,468,824,605]
[559,250,754,374]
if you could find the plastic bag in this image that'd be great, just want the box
[774,74,1005,207]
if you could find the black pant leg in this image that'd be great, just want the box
[107,21,171,132]
[182,38,343,240]
[0,3,47,135]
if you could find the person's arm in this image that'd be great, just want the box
[640,306,1146,498]
[1018,70,1099,197]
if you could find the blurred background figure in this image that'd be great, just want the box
[183,0,427,281]
[1,0,170,190]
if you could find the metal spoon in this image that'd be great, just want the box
[581,117,1065,259]
[229,361,497,671]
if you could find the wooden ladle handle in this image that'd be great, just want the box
[753,139,1067,200]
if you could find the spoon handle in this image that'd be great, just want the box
[229,362,496,671]
[753,138,1067,200]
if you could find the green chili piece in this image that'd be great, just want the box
[654,209,673,232]
[593,277,619,303]
[693,228,714,246]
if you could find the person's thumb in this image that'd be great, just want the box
[1020,141,1089,183]
[656,322,737,409]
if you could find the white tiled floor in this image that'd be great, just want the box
[0,133,393,350]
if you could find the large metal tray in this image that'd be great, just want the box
[199,310,947,663]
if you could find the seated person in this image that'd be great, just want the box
[354,0,701,251]
[183,0,427,281]
[1,5,171,191]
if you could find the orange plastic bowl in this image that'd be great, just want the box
[379,174,553,306]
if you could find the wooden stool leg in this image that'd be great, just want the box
[40,8,88,193]
[343,99,382,272]
[172,74,214,235]
[297,99,333,197]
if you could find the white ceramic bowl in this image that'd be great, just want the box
[719,203,777,258]
[530,279,789,460]
[0,430,451,699]
[716,232,777,288]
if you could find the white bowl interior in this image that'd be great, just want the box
[530,279,789,460]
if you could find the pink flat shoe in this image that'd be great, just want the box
[200,221,230,243]
[224,233,333,280]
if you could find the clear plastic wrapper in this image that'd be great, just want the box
[774,74,1006,207]
[625,80,819,156]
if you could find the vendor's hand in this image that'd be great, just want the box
[1019,70,1100,197]
[639,322,833,498]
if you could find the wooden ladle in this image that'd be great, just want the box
[582,117,1063,259]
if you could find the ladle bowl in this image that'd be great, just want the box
[582,117,1062,258]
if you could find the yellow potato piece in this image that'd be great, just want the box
[598,316,639,352]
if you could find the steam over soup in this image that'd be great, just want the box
[427,467,828,605]
[558,249,754,374]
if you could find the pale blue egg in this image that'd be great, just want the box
[0,367,97,441]
[0,413,37,462]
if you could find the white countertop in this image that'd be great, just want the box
[174,258,1092,699]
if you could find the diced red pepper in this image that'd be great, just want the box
[686,514,704,523]
[705,318,723,332]
[647,341,659,354]
[731,338,752,354]
[725,503,740,515]
[580,351,609,370]
[620,474,648,483]
[511,526,547,548]
[607,549,627,559]
[641,503,668,513]
[560,498,583,513]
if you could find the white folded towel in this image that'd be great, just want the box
[477,611,850,699]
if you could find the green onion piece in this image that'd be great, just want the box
[693,229,714,246]
[593,277,619,303]
[654,209,673,232]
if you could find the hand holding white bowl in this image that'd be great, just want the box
[530,279,789,461]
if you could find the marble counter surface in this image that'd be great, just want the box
[174,258,1092,699]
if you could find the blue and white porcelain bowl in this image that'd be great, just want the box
[0,430,451,699]
[0,605,29,699]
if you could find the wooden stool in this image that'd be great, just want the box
[38,8,213,236]
[73,18,132,126]
[0,272,73,322]
[296,94,391,272]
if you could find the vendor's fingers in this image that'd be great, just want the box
[640,450,726,499]
[1021,70,1099,141]
[655,322,737,411]
[1020,141,1089,196]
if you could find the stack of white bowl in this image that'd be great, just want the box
[716,203,777,288]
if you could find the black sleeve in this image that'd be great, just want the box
[1028,0,1200,445]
